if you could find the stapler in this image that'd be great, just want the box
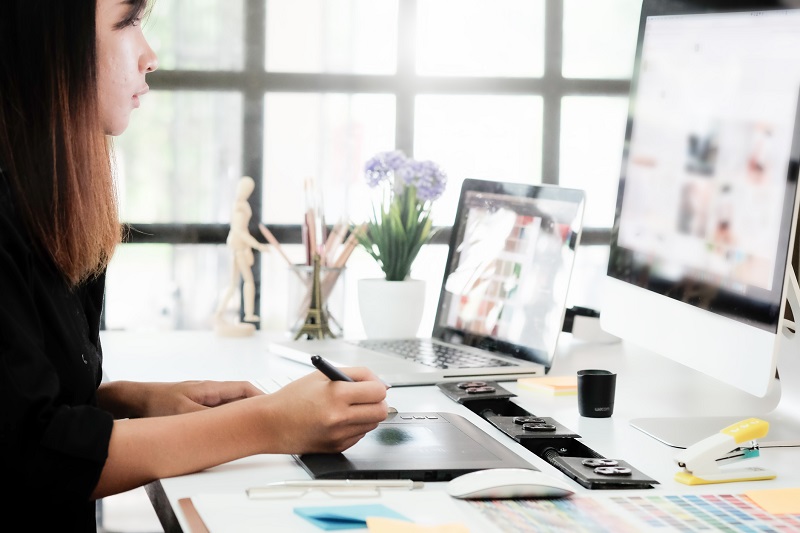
[674,417,776,485]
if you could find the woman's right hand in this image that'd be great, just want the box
[261,367,389,454]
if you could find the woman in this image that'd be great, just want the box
[0,1,388,531]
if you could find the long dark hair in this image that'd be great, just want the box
[0,0,145,285]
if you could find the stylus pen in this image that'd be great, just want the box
[311,354,353,382]
[257,479,422,488]
[311,355,398,413]
[246,479,423,499]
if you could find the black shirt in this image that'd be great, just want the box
[0,171,114,532]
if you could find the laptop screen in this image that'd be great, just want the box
[433,180,585,369]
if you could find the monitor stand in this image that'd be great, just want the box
[631,268,800,449]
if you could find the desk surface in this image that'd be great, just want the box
[100,331,800,532]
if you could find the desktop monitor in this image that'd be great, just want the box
[601,0,800,447]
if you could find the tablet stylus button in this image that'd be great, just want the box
[514,417,546,425]
[522,423,557,431]
[466,386,496,394]
[458,381,487,389]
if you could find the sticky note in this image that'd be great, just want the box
[744,487,800,514]
[518,376,578,395]
[294,504,409,531]
[367,517,469,532]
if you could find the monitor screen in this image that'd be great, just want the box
[608,6,799,333]
[602,0,800,446]
[433,180,585,369]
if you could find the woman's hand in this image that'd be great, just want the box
[98,380,263,419]
[142,380,264,416]
[96,369,387,495]
[261,367,389,454]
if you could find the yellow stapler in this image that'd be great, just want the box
[674,418,776,485]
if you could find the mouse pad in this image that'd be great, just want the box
[294,412,536,482]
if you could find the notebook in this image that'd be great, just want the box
[270,178,586,386]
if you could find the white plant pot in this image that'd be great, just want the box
[357,278,426,339]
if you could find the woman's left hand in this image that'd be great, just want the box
[98,380,264,418]
[142,380,265,416]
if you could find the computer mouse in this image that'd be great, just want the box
[446,468,574,500]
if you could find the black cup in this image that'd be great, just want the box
[577,369,616,418]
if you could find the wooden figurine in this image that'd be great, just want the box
[214,176,268,337]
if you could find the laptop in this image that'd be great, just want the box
[269,178,586,386]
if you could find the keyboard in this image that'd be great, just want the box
[254,375,295,394]
[351,339,520,370]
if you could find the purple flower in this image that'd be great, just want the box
[360,150,448,280]
[399,160,447,202]
[365,150,447,202]
[364,150,408,188]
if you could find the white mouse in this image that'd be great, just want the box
[446,468,574,500]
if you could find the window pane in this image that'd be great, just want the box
[559,96,629,227]
[145,0,244,71]
[263,93,396,226]
[417,0,544,77]
[415,95,543,224]
[105,244,229,330]
[115,91,243,223]
[563,0,641,79]
[266,0,398,74]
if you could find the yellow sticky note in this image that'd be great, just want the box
[744,487,800,514]
[367,517,470,533]
[518,376,578,395]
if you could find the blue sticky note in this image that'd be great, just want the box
[294,504,409,531]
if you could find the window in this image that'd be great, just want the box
[105,0,642,332]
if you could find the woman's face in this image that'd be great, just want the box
[96,0,158,136]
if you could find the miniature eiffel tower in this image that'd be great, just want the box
[294,253,336,340]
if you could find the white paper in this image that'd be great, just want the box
[191,490,503,533]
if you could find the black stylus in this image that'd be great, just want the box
[311,355,398,414]
[311,355,354,382]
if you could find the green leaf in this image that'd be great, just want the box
[358,180,443,280]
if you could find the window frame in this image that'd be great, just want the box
[124,0,630,317]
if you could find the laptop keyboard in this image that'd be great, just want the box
[351,339,520,370]
[254,375,295,394]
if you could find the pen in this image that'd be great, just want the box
[311,355,397,412]
[332,223,366,269]
[257,223,293,266]
[261,479,421,488]
[311,354,354,382]
[246,479,423,499]
[306,210,318,263]
[323,220,347,266]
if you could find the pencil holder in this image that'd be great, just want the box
[287,263,346,338]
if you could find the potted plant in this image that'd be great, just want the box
[355,149,447,338]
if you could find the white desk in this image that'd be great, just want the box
[100,331,800,532]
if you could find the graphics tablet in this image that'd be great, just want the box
[294,412,536,481]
